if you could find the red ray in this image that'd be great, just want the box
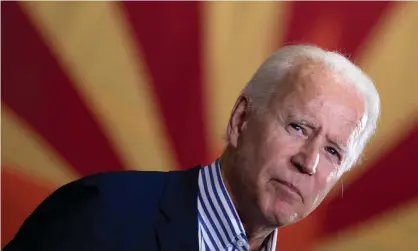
[282,1,392,57]
[120,2,207,169]
[1,3,126,176]
[324,123,418,234]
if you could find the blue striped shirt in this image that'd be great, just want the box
[198,159,278,251]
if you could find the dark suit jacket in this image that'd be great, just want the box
[4,166,201,251]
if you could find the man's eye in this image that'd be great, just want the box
[288,123,305,136]
[325,147,340,159]
[290,123,303,131]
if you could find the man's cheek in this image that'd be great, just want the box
[325,168,339,183]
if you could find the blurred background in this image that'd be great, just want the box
[2,1,418,250]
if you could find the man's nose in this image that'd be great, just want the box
[291,142,320,175]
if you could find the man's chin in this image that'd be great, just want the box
[273,210,301,226]
[268,201,303,226]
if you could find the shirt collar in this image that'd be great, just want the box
[198,159,277,250]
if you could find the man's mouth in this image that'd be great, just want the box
[273,179,303,202]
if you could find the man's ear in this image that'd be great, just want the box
[226,95,252,148]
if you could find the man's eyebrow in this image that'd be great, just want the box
[288,114,349,152]
[288,114,319,130]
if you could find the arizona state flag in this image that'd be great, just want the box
[2,2,417,250]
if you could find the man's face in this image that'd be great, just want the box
[228,63,365,226]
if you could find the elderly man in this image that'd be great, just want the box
[4,45,380,251]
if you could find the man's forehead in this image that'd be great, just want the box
[277,62,361,103]
[272,61,341,100]
[269,60,366,134]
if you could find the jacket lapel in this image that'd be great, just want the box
[155,166,201,251]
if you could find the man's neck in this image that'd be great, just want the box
[245,224,276,251]
[219,151,276,250]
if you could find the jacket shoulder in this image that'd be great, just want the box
[77,170,168,195]
[4,170,170,251]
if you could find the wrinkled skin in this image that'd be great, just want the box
[222,62,365,241]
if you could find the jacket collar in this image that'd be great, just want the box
[155,165,201,251]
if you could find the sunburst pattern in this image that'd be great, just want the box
[2,2,417,250]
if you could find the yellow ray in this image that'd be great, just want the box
[314,200,418,251]
[1,105,79,187]
[342,2,418,184]
[203,1,290,157]
[21,2,177,172]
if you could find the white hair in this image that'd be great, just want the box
[241,44,380,173]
